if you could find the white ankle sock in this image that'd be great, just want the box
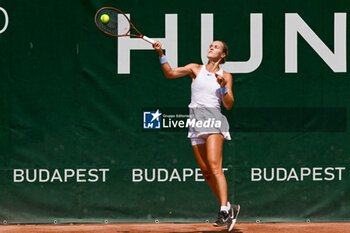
[220,205,230,213]
[227,201,231,209]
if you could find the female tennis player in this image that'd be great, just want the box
[153,41,240,231]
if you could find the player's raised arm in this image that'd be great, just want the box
[153,41,196,79]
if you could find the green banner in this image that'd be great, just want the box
[0,0,349,224]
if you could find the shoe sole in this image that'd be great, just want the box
[213,223,224,227]
[228,204,240,232]
[213,216,231,227]
[213,221,228,227]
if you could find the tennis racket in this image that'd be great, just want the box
[95,7,156,44]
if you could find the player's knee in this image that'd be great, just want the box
[209,166,223,177]
[201,169,211,180]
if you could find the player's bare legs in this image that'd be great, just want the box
[205,134,227,207]
[192,144,220,200]
[192,135,227,205]
[192,134,232,227]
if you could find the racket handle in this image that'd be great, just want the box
[142,36,156,44]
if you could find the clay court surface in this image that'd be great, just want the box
[1,223,350,233]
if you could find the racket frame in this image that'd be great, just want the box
[95,7,155,44]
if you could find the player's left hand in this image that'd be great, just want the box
[215,73,226,88]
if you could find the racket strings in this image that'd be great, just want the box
[96,9,130,36]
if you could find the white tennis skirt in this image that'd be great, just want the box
[187,106,231,141]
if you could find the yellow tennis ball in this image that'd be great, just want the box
[100,14,110,24]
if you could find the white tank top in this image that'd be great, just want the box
[189,65,224,109]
